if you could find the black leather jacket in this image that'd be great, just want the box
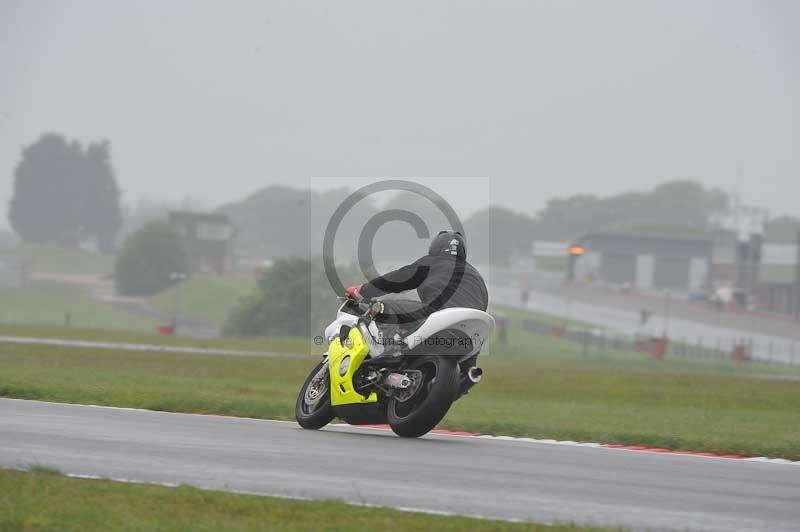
[359,254,488,312]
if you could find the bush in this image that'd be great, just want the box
[114,221,189,296]
[224,257,359,338]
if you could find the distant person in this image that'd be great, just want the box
[494,312,508,343]
[520,273,530,305]
[639,308,651,327]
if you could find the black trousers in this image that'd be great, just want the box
[375,299,481,368]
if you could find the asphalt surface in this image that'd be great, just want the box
[2,399,798,531]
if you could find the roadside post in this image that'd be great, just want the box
[567,244,584,283]
[170,272,188,329]
[651,336,668,360]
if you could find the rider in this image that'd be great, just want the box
[345,230,489,394]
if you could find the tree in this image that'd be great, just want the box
[114,221,189,296]
[224,257,360,338]
[218,185,312,260]
[218,185,379,262]
[368,191,456,262]
[532,180,730,240]
[9,134,82,244]
[465,206,536,267]
[81,141,122,251]
[8,133,123,249]
[766,216,800,243]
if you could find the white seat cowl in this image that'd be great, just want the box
[403,308,496,352]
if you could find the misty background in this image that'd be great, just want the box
[2,0,798,227]
[4,4,800,509]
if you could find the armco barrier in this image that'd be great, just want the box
[519,318,798,366]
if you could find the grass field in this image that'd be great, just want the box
[150,274,255,326]
[0,281,157,332]
[0,243,113,275]
[493,304,597,329]
[0,468,603,532]
[1,319,798,460]
[0,322,311,354]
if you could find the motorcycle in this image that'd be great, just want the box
[295,298,495,438]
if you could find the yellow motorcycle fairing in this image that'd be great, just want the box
[327,326,378,406]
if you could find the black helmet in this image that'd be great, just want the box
[429,230,466,259]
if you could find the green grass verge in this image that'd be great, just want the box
[492,304,597,329]
[0,281,157,332]
[0,323,315,354]
[1,322,798,459]
[0,343,313,420]
[0,468,602,532]
[150,274,256,326]
[0,243,113,275]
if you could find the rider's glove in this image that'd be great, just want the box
[345,284,364,302]
[368,301,384,318]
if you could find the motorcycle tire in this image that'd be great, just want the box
[295,360,335,429]
[387,355,460,438]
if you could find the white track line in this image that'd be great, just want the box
[0,335,302,358]
[327,422,800,465]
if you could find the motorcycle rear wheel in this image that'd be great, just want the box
[387,355,460,438]
[295,360,335,429]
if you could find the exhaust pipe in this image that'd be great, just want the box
[467,367,483,384]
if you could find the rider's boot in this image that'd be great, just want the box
[364,333,404,366]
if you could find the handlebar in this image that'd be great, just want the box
[339,295,380,319]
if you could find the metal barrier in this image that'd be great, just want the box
[520,318,800,366]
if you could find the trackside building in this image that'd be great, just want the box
[168,211,236,274]
[573,232,712,293]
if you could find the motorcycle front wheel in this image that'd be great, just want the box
[386,355,460,438]
[295,360,335,429]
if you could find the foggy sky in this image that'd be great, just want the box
[1,0,798,229]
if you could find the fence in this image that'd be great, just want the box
[521,318,800,367]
